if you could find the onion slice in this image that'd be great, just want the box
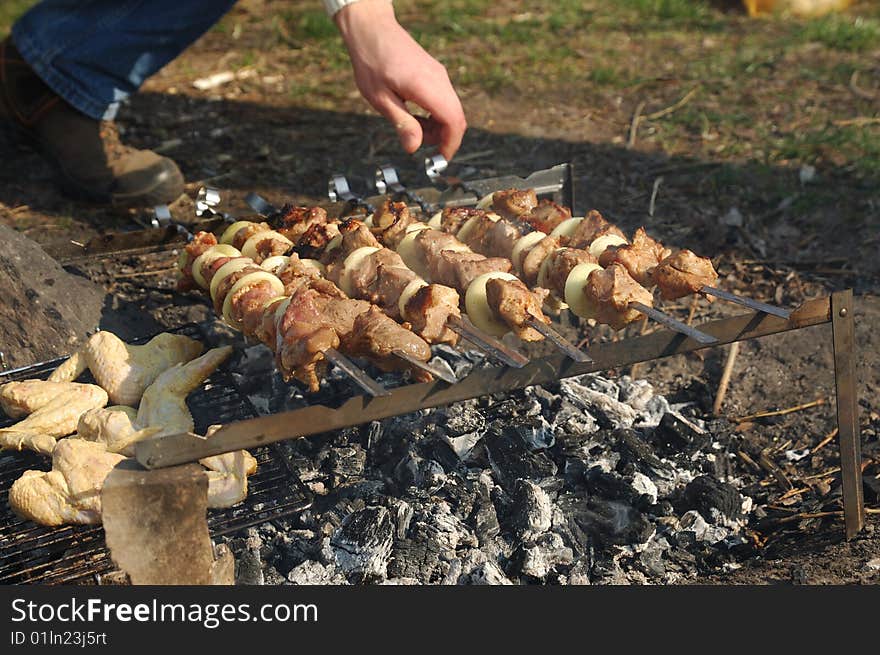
[464,271,519,337]
[564,262,603,319]
[191,244,241,289]
[222,272,284,329]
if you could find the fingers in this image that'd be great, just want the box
[402,67,467,160]
[371,91,424,155]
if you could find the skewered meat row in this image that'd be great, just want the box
[477,190,718,299]
[277,208,462,346]
[230,200,551,344]
[367,200,551,341]
[180,239,432,392]
[427,205,651,329]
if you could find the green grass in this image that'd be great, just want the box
[799,15,880,52]
[294,10,337,41]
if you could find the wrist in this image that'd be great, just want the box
[333,0,396,37]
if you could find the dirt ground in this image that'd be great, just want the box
[0,0,877,583]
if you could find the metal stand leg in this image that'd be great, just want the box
[831,290,864,539]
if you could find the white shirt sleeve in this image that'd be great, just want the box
[322,0,391,17]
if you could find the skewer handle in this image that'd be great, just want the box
[629,301,718,345]
[700,286,791,320]
[324,348,390,397]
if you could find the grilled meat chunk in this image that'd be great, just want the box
[545,247,597,297]
[567,210,625,249]
[231,222,270,250]
[371,199,418,248]
[439,207,484,235]
[437,251,511,291]
[585,263,654,330]
[347,306,432,380]
[484,277,549,341]
[599,227,672,287]
[521,235,560,286]
[296,221,340,259]
[653,249,718,300]
[404,284,461,345]
[521,200,572,233]
[277,205,329,243]
[322,220,380,271]
[276,288,339,391]
[177,231,217,291]
[490,188,538,220]
[213,262,262,314]
[483,219,523,259]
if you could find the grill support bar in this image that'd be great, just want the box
[831,290,864,538]
[136,291,866,538]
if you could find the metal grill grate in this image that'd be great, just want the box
[0,324,312,585]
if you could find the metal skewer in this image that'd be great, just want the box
[700,286,791,320]
[329,173,375,213]
[324,348,390,397]
[375,165,435,214]
[629,302,718,344]
[392,349,457,385]
[446,316,530,368]
[525,318,592,362]
[244,192,279,217]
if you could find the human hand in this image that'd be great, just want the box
[335,0,467,160]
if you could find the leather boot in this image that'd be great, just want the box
[0,39,184,206]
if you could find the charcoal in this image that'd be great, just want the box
[676,510,730,544]
[552,497,593,556]
[382,577,422,585]
[683,475,742,521]
[235,549,264,585]
[560,379,638,428]
[618,376,654,409]
[484,398,522,422]
[439,430,485,461]
[514,533,574,579]
[437,473,477,516]
[485,431,557,492]
[636,544,667,579]
[328,444,366,479]
[509,479,553,541]
[512,416,554,450]
[461,561,512,586]
[410,502,478,557]
[573,499,653,547]
[394,451,446,491]
[390,499,413,539]
[287,560,349,585]
[441,558,464,585]
[469,473,501,545]
[386,538,445,583]
[652,412,710,455]
[331,506,394,582]
[442,402,487,436]
[630,472,659,505]
[568,557,592,585]
[590,555,630,585]
[576,375,620,399]
[584,468,647,509]
[614,429,673,476]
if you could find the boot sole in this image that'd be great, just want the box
[0,121,185,207]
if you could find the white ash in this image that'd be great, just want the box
[222,372,756,585]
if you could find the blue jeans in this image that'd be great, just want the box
[12,0,238,121]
